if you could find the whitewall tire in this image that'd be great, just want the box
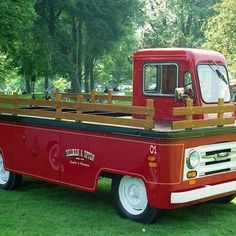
[112,175,159,224]
[0,153,22,190]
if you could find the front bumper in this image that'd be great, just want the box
[171,180,236,204]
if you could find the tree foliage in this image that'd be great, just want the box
[0,0,142,93]
[95,34,138,87]
[33,0,142,92]
[1,0,235,93]
[141,0,219,48]
[0,1,36,92]
[0,54,21,92]
[203,0,236,77]
[0,1,36,53]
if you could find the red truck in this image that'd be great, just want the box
[0,48,236,224]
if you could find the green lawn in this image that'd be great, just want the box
[0,177,235,236]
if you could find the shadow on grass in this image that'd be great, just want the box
[19,176,113,209]
[19,177,236,225]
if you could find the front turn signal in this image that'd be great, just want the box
[187,170,197,179]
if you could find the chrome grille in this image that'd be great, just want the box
[184,141,236,180]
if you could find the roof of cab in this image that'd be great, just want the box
[133,48,226,64]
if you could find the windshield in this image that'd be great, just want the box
[197,64,231,103]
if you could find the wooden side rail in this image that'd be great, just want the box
[58,89,132,104]
[172,98,235,130]
[0,92,154,130]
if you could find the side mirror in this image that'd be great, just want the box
[232,92,236,102]
[175,87,194,101]
[175,87,185,100]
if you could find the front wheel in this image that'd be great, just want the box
[212,194,236,204]
[0,153,22,190]
[112,175,159,224]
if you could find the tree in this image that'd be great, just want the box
[0,1,36,53]
[203,0,236,78]
[0,0,143,93]
[95,34,137,88]
[82,0,142,92]
[0,0,36,93]
[35,0,143,92]
[0,54,21,92]
[141,0,219,48]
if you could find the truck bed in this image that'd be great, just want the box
[18,105,234,133]
[18,105,173,131]
[0,91,235,135]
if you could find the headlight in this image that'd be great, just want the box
[186,150,200,169]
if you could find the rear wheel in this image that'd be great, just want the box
[0,153,22,190]
[112,175,159,224]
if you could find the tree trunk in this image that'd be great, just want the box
[84,58,90,93]
[77,20,83,93]
[48,1,55,36]
[44,76,49,91]
[71,16,80,93]
[84,56,94,93]
[25,77,31,94]
[184,10,193,36]
[89,62,95,91]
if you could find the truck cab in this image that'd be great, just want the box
[132,48,232,121]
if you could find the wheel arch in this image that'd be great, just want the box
[98,169,148,184]
[97,169,153,202]
[0,144,14,171]
[110,173,159,223]
[0,148,8,170]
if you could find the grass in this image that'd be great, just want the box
[1,93,132,107]
[0,177,235,236]
[1,93,45,108]
[1,93,43,99]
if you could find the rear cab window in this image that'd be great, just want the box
[143,63,178,96]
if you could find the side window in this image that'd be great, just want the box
[183,71,194,99]
[143,63,178,96]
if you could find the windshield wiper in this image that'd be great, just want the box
[210,61,228,84]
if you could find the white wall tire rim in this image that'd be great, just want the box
[0,154,10,185]
[118,176,148,215]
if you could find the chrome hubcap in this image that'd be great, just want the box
[119,176,148,215]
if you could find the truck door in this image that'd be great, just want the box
[142,62,184,121]
[12,126,60,180]
[60,131,98,190]
[12,126,36,174]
